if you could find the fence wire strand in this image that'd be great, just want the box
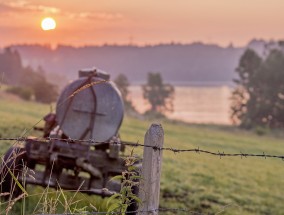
[1,137,284,161]
[0,136,278,214]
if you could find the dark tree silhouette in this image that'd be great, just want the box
[142,72,174,116]
[231,45,284,128]
[0,48,58,103]
[0,48,22,84]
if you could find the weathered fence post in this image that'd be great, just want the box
[138,123,164,215]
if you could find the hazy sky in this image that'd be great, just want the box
[0,0,284,47]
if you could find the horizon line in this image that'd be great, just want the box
[0,38,276,50]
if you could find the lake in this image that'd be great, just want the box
[129,85,233,125]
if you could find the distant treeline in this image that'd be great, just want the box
[10,42,247,84]
[0,48,58,103]
[10,39,275,85]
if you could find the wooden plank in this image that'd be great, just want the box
[138,123,164,215]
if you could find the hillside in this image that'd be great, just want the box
[1,93,284,214]
[10,43,245,84]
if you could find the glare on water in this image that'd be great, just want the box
[129,85,233,125]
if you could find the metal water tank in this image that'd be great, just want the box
[56,68,124,142]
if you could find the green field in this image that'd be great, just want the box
[1,92,284,214]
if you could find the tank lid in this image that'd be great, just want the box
[78,67,110,80]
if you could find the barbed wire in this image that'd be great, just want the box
[1,137,284,161]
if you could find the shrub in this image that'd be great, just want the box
[6,86,33,101]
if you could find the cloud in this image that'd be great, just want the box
[27,4,60,14]
[74,12,123,21]
[0,0,60,14]
[0,2,23,13]
[0,1,123,21]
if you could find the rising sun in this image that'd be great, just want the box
[41,17,56,31]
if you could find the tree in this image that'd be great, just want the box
[0,48,22,84]
[0,48,58,103]
[142,72,174,116]
[22,66,58,103]
[231,47,284,128]
[231,49,263,127]
[114,73,135,111]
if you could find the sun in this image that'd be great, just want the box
[41,17,56,31]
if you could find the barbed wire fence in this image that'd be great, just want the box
[1,124,284,215]
[1,137,284,160]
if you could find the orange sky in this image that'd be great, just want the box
[0,0,284,47]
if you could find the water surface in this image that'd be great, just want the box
[129,85,233,125]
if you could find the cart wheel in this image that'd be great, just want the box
[0,147,27,199]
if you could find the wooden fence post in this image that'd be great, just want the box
[138,123,164,215]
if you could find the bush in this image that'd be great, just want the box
[6,86,33,100]
[21,67,59,104]
[254,126,269,136]
[32,80,58,103]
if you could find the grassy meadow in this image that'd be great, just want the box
[1,90,284,214]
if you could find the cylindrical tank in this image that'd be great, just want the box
[56,68,124,142]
